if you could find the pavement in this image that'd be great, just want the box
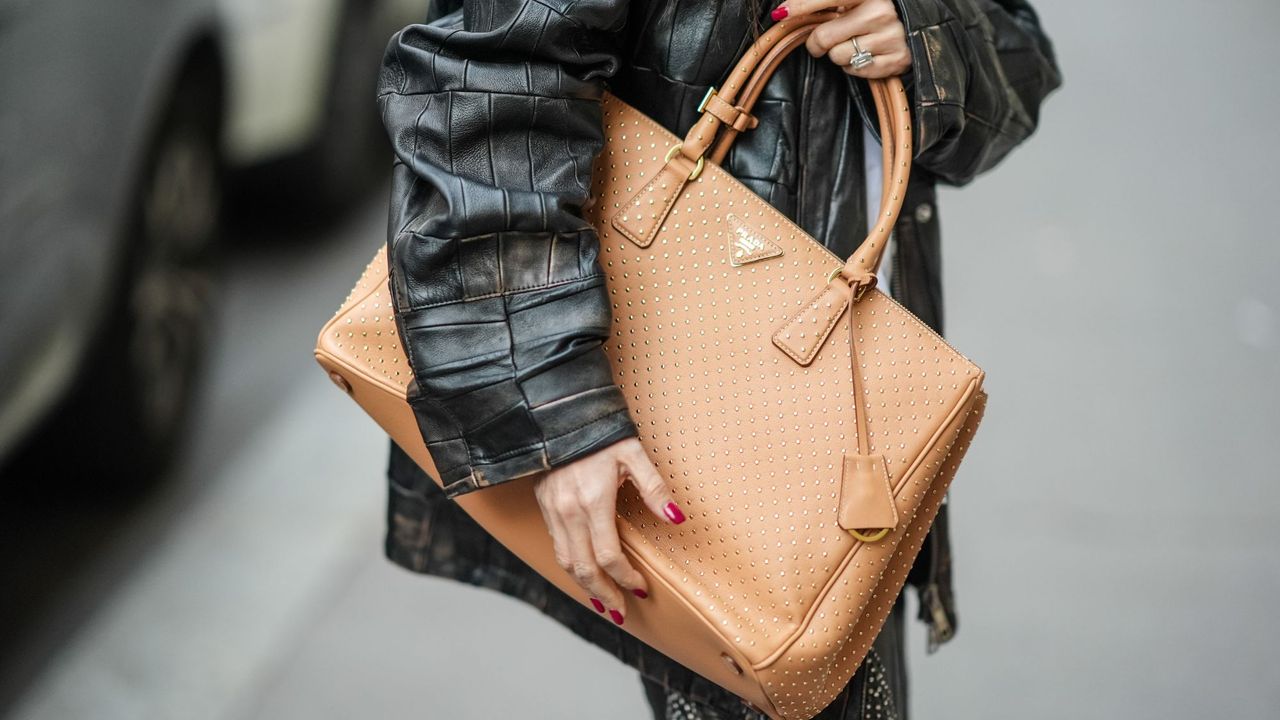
[2,1,1279,718]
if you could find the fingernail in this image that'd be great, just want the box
[632,588,649,599]
[770,4,788,21]
[609,609,625,625]
[590,597,606,613]
[663,501,686,524]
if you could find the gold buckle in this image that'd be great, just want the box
[826,265,876,300]
[849,527,890,543]
[665,142,705,181]
[697,85,717,113]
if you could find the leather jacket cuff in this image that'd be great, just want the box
[885,0,1063,185]
[436,399,638,499]
[394,269,640,500]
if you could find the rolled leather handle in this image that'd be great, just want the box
[675,11,912,282]
[705,24,819,165]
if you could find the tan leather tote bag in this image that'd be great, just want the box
[315,12,987,720]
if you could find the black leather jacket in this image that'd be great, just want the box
[378,0,1061,651]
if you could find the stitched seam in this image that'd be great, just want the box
[401,271,604,312]
[421,443,472,476]
[612,196,655,247]
[415,394,475,472]
[376,0,618,101]
[441,477,478,496]
[546,405,632,442]
[378,86,603,102]
[918,99,1029,136]
[498,285,546,460]
[525,0,595,31]
[771,286,846,365]
[601,93,848,270]
[470,439,543,463]
[614,169,684,248]
[462,405,633,464]
[388,255,477,469]
[879,457,900,527]
[623,62,798,98]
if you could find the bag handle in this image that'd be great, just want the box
[672,11,912,285]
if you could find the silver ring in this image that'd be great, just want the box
[846,37,875,69]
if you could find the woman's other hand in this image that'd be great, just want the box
[771,0,913,78]
[531,437,686,626]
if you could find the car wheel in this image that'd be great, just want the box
[65,67,223,494]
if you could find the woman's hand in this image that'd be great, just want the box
[771,0,913,79]
[531,437,686,626]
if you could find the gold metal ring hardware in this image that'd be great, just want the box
[665,142,705,181]
[697,85,717,113]
[826,265,875,301]
[849,527,890,543]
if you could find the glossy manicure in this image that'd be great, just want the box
[770,4,788,21]
[632,588,649,599]
[663,501,687,524]
[609,609,625,625]
[590,597,606,613]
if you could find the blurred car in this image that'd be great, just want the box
[0,0,423,487]
[220,0,424,209]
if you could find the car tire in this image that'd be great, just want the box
[53,64,224,497]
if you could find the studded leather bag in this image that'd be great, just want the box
[315,12,987,720]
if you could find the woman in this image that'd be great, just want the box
[377,0,1061,717]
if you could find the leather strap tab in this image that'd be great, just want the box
[771,280,851,366]
[703,94,759,133]
[610,156,696,248]
[837,453,899,533]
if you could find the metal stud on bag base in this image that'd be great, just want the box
[314,11,987,719]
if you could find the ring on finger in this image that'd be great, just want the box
[846,37,875,69]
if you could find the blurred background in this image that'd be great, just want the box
[0,0,1276,719]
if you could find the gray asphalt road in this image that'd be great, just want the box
[5,1,1280,719]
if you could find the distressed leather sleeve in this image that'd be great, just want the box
[865,0,1063,186]
[377,0,637,499]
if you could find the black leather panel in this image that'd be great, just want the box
[376,0,1061,647]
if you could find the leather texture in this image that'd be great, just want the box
[374,0,1060,501]
[318,16,994,718]
[365,0,1062,705]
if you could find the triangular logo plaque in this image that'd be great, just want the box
[726,213,784,266]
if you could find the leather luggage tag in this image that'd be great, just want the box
[837,453,899,535]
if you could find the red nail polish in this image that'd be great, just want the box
[609,609,625,625]
[770,5,788,21]
[590,597,606,613]
[633,588,649,599]
[663,501,686,524]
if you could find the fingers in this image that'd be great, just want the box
[787,0,911,78]
[533,438,685,626]
[585,495,651,605]
[771,0,867,22]
[617,439,687,527]
[539,473,630,624]
[834,37,912,78]
[563,502,630,625]
[826,30,911,77]
[804,0,888,57]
